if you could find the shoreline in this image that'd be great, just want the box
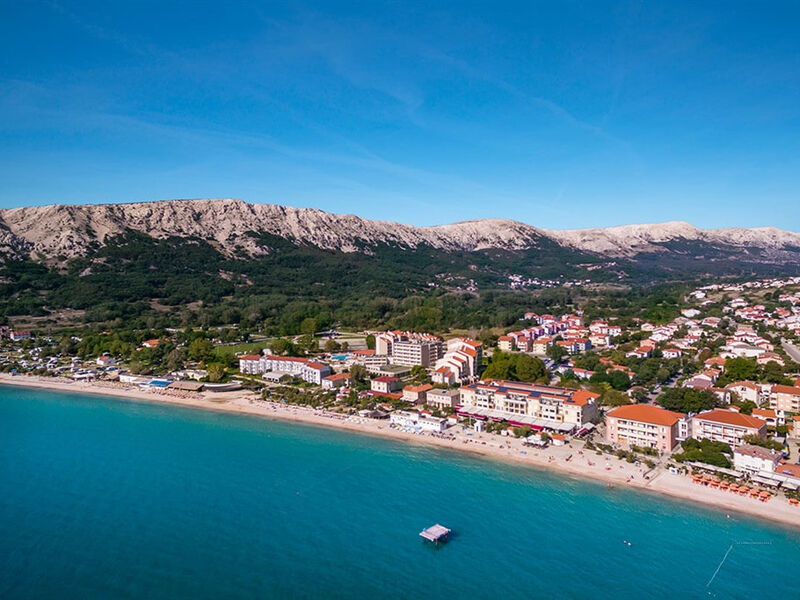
[2,374,799,531]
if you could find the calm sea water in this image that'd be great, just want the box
[1,385,799,599]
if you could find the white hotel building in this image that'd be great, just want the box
[239,354,331,385]
[375,331,443,367]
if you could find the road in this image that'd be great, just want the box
[782,339,800,364]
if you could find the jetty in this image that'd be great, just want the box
[420,524,451,544]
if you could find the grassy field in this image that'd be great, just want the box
[212,340,274,362]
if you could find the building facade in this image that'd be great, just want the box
[458,380,598,430]
[375,331,443,367]
[770,385,800,412]
[426,388,461,410]
[238,354,331,385]
[432,338,483,385]
[691,409,767,447]
[733,444,782,474]
[389,410,447,433]
[605,405,684,453]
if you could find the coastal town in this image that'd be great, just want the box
[3,275,800,526]
[6,5,800,596]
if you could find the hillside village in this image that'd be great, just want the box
[4,275,800,508]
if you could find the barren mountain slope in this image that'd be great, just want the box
[0,199,798,263]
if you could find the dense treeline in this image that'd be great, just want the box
[2,231,790,334]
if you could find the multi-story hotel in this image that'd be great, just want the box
[691,409,767,447]
[605,404,685,453]
[458,380,598,432]
[239,354,331,385]
[375,331,443,367]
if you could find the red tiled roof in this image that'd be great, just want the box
[695,409,767,429]
[324,373,352,381]
[404,384,433,393]
[608,404,684,427]
[776,462,800,478]
[773,385,800,396]
[569,390,600,406]
[726,380,759,390]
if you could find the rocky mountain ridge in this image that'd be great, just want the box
[0,198,798,264]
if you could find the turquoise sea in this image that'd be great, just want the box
[1,385,799,599]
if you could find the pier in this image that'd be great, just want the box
[420,524,451,544]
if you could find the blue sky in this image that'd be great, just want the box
[1,1,799,229]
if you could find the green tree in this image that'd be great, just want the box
[349,363,368,383]
[601,389,632,407]
[761,361,789,384]
[166,348,187,372]
[299,334,316,353]
[512,425,533,438]
[300,317,317,336]
[410,364,429,383]
[206,362,226,383]
[674,438,732,468]
[365,334,376,350]
[722,357,758,383]
[482,351,514,380]
[743,434,782,450]
[657,387,719,414]
[188,337,213,362]
[270,338,295,356]
[546,344,566,363]
[515,354,547,383]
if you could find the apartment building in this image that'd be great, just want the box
[402,384,433,404]
[605,404,685,452]
[431,338,482,385]
[725,380,761,404]
[497,336,514,352]
[691,409,767,447]
[425,388,461,410]
[370,376,402,394]
[770,385,800,412]
[321,373,352,390]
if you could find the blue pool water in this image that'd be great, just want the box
[1,384,798,599]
